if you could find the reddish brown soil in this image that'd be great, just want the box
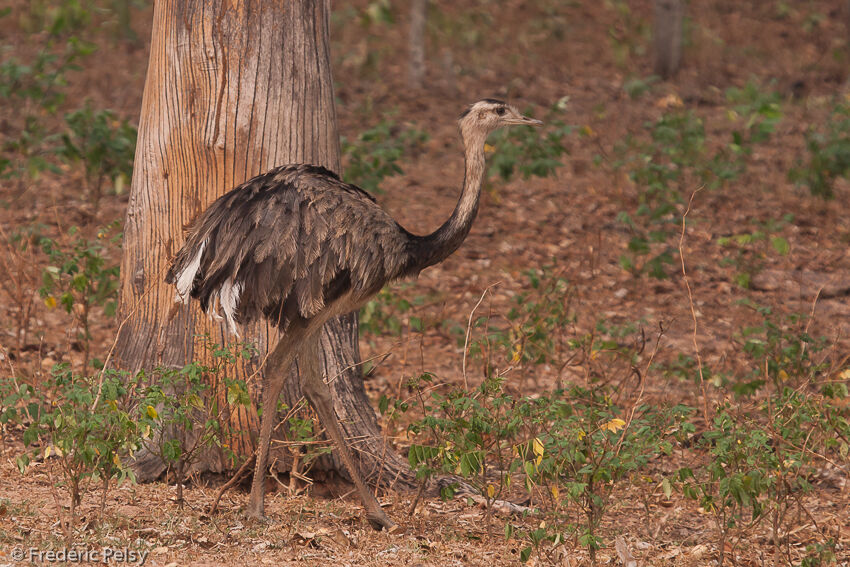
[1,1,849,566]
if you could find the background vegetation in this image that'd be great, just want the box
[1,1,849,565]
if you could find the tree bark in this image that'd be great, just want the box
[407,0,427,89]
[118,0,416,491]
[653,0,684,79]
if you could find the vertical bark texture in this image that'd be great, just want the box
[407,0,427,89]
[653,0,684,79]
[119,0,415,490]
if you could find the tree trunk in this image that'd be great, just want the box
[407,0,427,89]
[118,0,416,492]
[653,0,684,79]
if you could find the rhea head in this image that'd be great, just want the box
[458,98,543,143]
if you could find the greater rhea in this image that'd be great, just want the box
[166,99,542,531]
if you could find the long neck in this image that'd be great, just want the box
[409,128,488,272]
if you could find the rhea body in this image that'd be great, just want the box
[166,99,542,530]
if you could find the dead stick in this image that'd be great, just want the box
[678,187,711,428]
[408,480,427,517]
[210,453,256,515]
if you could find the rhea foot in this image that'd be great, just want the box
[367,508,399,533]
[246,509,273,524]
[246,495,273,524]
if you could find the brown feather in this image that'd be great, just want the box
[166,164,413,332]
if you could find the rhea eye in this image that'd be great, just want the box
[495,107,506,116]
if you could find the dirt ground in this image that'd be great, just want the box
[1,1,849,565]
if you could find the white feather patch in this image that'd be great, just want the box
[175,239,207,302]
[219,276,243,337]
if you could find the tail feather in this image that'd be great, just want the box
[170,239,207,302]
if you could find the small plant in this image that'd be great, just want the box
[0,38,96,182]
[486,99,571,184]
[733,301,829,395]
[19,0,92,37]
[800,540,837,566]
[614,110,708,279]
[656,353,724,387]
[406,368,675,565]
[724,80,783,157]
[613,85,781,279]
[0,375,36,453]
[408,373,521,539]
[137,340,253,507]
[359,286,423,337]
[60,101,137,210]
[623,75,659,100]
[0,223,48,359]
[39,222,121,371]
[274,399,333,494]
[458,267,576,389]
[677,388,845,567]
[676,408,770,566]
[717,214,792,289]
[605,0,650,69]
[17,364,140,544]
[520,387,675,564]
[341,119,428,193]
[0,115,60,181]
[790,100,850,199]
[759,388,842,565]
[0,39,93,112]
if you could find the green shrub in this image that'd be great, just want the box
[457,267,575,386]
[17,364,139,543]
[613,110,708,279]
[716,214,792,289]
[790,101,850,199]
[486,100,571,183]
[0,39,96,180]
[359,286,421,337]
[61,101,137,209]
[38,222,121,371]
[407,374,521,538]
[614,83,782,279]
[733,301,829,396]
[518,386,675,564]
[137,340,254,508]
[342,119,427,193]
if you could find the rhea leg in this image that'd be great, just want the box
[300,333,397,532]
[246,330,304,520]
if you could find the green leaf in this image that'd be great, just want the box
[16,454,30,474]
[770,236,790,255]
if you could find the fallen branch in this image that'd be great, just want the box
[678,187,711,427]
[210,453,256,515]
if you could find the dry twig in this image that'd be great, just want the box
[678,187,710,427]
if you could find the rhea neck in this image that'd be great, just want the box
[409,123,489,272]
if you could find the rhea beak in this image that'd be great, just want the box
[507,115,543,126]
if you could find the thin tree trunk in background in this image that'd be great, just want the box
[118,0,416,491]
[408,0,427,89]
[653,0,684,79]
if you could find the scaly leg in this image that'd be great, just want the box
[246,328,305,520]
[299,333,398,532]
